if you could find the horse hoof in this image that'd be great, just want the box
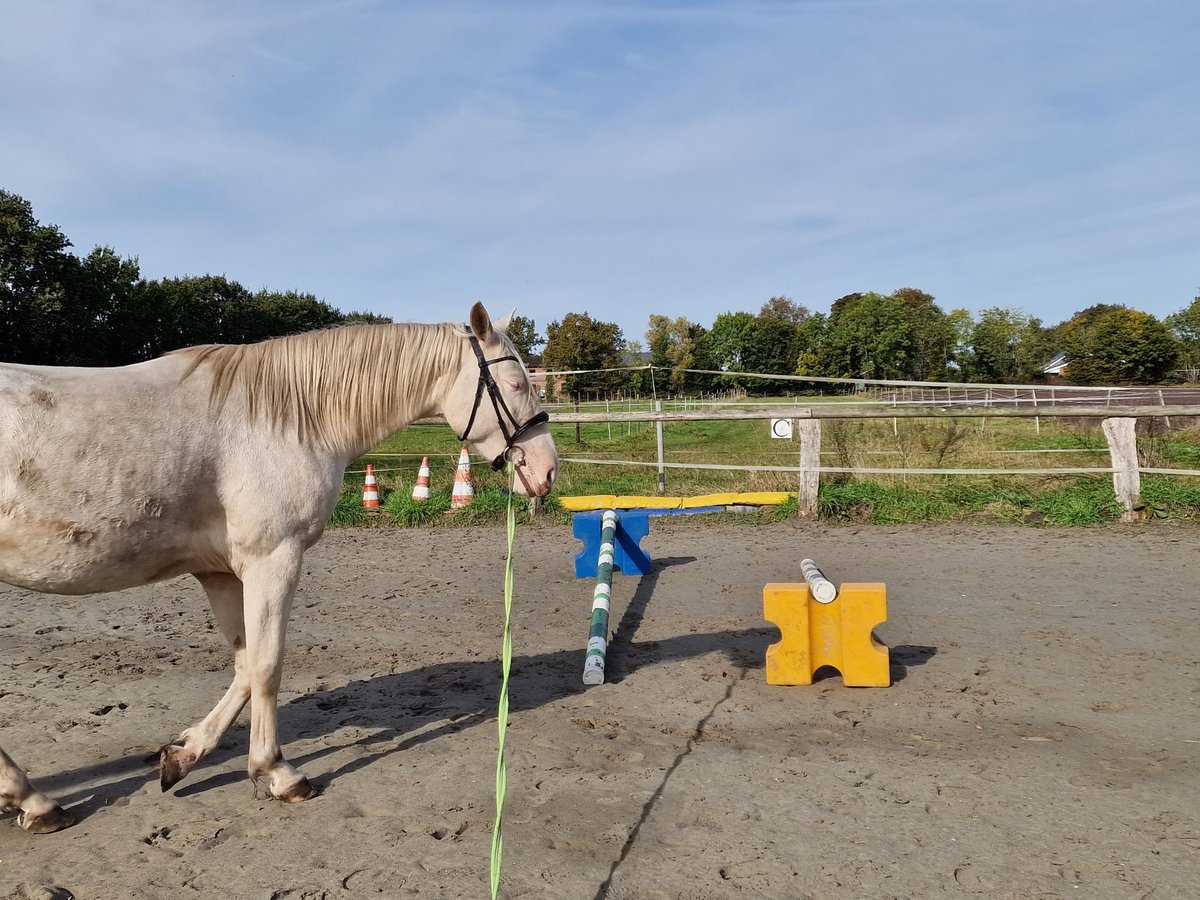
[159,744,197,792]
[19,805,75,834]
[276,777,318,804]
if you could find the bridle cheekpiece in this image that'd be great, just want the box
[456,330,550,470]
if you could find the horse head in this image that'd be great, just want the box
[443,302,558,497]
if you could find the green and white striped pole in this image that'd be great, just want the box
[583,509,618,685]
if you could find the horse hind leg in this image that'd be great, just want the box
[160,572,253,792]
[1,746,74,834]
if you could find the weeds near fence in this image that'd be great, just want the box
[825,420,860,483]
[329,414,1200,528]
[917,420,972,466]
[817,476,1134,526]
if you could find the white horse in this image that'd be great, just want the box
[0,302,557,833]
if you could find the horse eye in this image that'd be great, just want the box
[506,381,523,392]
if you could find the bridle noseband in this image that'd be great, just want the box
[457,331,550,470]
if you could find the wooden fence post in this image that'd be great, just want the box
[797,419,821,518]
[1158,389,1171,430]
[1102,417,1141,522]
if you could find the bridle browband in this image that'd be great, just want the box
[457,330,550,470]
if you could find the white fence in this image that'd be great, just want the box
[547,399,1200,520]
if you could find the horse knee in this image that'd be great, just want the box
[246,661,283,692]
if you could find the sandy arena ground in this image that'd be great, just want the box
[2,519,1198,899]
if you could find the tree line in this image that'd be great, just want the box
[0,190,389,366]
[4,189,1196,393]
[538,289,1199,399]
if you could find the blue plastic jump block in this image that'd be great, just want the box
[572,510,652,578]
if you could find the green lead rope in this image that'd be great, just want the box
[489,461,517,899]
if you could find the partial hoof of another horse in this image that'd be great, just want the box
[275,776,318,804]
[159,744,197,792]
[18,805,75,834]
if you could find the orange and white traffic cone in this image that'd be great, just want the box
[450,446,474,509]
[411,456,431,502]
[362,463,380,514]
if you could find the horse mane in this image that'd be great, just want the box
[173,323,465,451]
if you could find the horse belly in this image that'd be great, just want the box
[0,450,226,594]
[0,510,217,594]
[0,451,226,593]
[1,364,229,594]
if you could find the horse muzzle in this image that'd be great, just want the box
[505,438,558,498]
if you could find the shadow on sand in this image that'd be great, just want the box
[24,555,935,829]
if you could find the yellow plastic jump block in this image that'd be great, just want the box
[763,582,891,687]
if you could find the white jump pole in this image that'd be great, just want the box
[800,558,837,604]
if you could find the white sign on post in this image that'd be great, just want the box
[770,418,794,439]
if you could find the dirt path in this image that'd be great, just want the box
[3,520,1198,899]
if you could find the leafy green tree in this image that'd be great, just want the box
[68,246,143,364]
[708,310,756,372]
[894,287,953,379]
[0,190,77,363]
[945,308,975,381]
[621,339,650,395]
[742,316,798,378]
[758,295,809,325]
[542,311,625,400]
[342,310,394,325]
[969,307,1035,383]
[822,289,951,381]
[689,325,717,392]
[122,278,343,358]
[793,313,827,377]
[0,191,147,365]
[0,188,403,366]
[645,314,714,393]
[828,292,864,321]
[1165,293,1200,379]
[821,291,914,380]
[235,289,343,342]
[645,314,674,370]
[506,314,542,358]
[1059,304,1179,384]
[136,275,254,352]
[739,297,813,389]
[1012,317,1057,383]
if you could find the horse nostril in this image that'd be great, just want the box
[547,465,557,489]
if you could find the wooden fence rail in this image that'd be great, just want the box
[548,403,1200,423]
[544,403,1200,521]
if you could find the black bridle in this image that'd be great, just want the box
[456,331,550,470]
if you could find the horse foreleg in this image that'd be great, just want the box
[240,544,317,803]
[160,573,252,792]
[0,746,74,833]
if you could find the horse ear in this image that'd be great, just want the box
[494,307,516,333]
[469,302,493,341]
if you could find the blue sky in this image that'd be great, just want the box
[3,1,1197,345]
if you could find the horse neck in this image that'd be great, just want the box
[321,324,461,460]
[189,323,464,463]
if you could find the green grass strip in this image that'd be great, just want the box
[489,462,516,899]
